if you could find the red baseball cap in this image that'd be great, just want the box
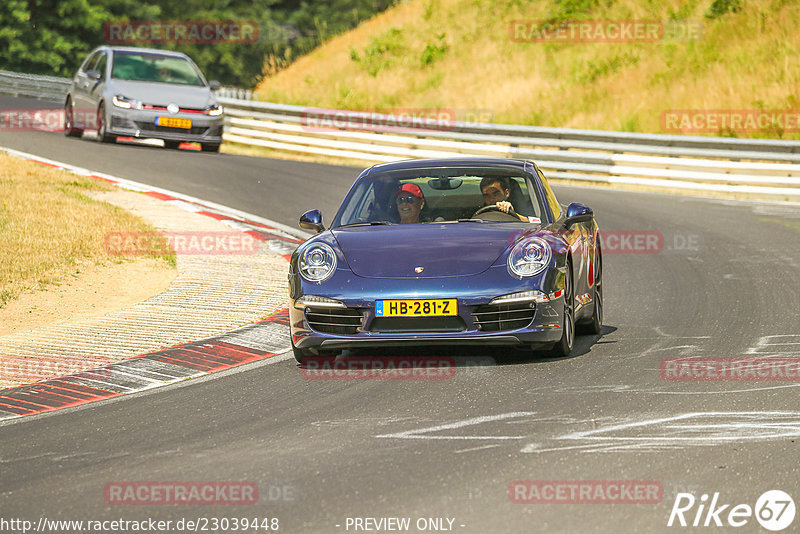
[395,183,424,198]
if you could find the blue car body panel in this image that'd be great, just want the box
[288,158,600,356]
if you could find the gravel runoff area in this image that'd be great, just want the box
[0,188,292,389]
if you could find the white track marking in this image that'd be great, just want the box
[454,444,502,454]
[521,411,800,454]
[521,442,607,454]
[375,412,536,440]
[745,335,800,356]
[165,199,204,212]
[561,411,800,440]
[640,384,800,395]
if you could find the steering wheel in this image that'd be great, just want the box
[471,204,519,221]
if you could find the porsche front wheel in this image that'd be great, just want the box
[579,248,603,335]
[550,260,574,358]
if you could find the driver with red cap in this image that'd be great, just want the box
[395,183,425,224]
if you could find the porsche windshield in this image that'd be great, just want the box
[334,168,547,227]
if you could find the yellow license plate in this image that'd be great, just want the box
[376,299,457,317]
[156,116,192,129]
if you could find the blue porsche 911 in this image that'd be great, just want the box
[288,158,602,362]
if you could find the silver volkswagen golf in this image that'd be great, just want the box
[65,46,224,152]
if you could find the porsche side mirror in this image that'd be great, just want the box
[564,202,593,228]
[86,70,102,81]
[299,209,325,233]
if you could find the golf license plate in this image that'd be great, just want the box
[156,116,191,129]
[376,299,457,317]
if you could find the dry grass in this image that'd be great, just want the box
[0,153,175,309]
[255,0,800,139]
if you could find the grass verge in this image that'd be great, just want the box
[0,152,175,309]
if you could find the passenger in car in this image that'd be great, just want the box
[394,183,426,224]
[158,67,176,82]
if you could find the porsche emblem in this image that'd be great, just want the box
[414,266,424,273]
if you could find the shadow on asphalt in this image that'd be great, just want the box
[295,324,618,369]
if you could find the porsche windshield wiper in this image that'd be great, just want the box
[339,221,396,227]
[456,218,486,223]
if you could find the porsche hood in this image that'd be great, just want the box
[331,224,531,278]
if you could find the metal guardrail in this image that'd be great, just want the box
[217,87,253,100]
[219,99,800,199]
[0,70,71,101]
[0,70,252,103]
[220,99,800,159]
[1,69,798,199]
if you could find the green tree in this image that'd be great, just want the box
[0,0,399,87]
[0,0,106,75]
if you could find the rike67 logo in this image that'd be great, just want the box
[668,490,795,531]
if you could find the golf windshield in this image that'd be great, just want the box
[111,51,206,86]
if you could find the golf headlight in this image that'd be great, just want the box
[298,243,337,283]
[207,104,223,116]
[112,95,142,109]
[507,237,551,277]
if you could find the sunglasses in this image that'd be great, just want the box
[396,195,419,204]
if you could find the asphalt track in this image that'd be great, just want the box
[2,95,800,533]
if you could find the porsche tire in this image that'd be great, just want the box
[549,259,575,358]
[578,248,603,335]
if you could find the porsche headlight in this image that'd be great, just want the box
[298,243,337,283]
[507,237,551,277]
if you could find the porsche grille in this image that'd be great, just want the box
[472,302,535,332]
[305,307,363,335]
